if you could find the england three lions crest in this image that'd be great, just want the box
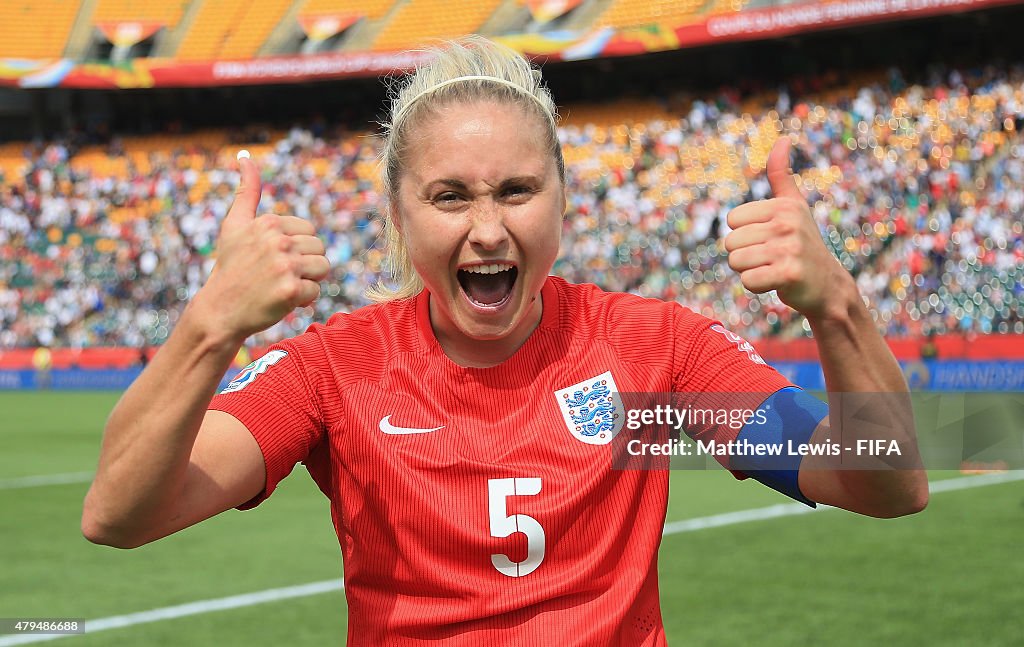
[554,371,624,445]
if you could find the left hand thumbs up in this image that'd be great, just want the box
[724,137,847,319]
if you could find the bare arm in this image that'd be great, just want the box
[81,301,262,548]
[726,137,928,518]
[82,155,329,548]
[798,278,928,518]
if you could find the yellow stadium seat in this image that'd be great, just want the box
[300,0,394,20]
[92,0,189,26]
[176,0,293,61]
[0,1,82,59]
[370,0,504,52]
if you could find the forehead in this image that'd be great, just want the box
[400,99,555,185]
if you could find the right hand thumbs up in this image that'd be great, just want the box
[219,151,262,239]
[197,151,330,342]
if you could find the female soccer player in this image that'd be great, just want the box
[83,37,927,645]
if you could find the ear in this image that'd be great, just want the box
[561,186,569,219]
[386,199,403,235]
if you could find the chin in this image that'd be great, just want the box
[453,308,524,341]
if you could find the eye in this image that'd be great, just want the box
[433,191,465,208]
[502,185,535,202]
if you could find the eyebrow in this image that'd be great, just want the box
[423,175,542,193]
[497,175,543,187]
[424,179,469,193]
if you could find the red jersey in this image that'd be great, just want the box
[210,276,790,645]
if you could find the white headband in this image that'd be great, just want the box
[392,75,552,127]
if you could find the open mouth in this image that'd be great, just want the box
[457,263,519,308]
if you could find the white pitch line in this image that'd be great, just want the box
[663,470,1024,536]
[0,580,345,646]
[927,470,1024,493]
[1,471,1021,646]
[0,472,94,490]
[662,501,820,535]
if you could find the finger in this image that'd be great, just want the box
[222,152,262,235]
[727,202,773,230]
[765,137,805,202]
[724,221,774,252]
[738,266,779,294]
[290,235,326,256]
[728,244,774,273]
[295,279,322,307]
[277,215,317,237]
[296,254,331,282]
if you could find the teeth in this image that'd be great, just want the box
[462,263,513,275]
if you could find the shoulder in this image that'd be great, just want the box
[548,276,707,355]
[550,275,703,331]
[279,297,423,383]
[321,297,419,338]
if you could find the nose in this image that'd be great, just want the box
[467,201,509,251]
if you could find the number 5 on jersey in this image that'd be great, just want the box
[488,478,545,577]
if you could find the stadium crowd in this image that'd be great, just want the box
[1,63,1022,349]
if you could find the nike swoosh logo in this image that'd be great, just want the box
[378,415,445,435]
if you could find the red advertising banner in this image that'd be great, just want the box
[674,0,1024,47]
[507,0,1024,60]
[0,50,433,89]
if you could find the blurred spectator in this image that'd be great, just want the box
[32,345,52,389]
[920,332,939,360]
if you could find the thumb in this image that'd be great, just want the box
[765,137,804,202]
[221,151,262,236]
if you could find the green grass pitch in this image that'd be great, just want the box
[1,391,1021,645]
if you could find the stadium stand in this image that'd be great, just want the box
[175,0,294,61]
[370,0,505,51]
[91,0,188,27]
[0,1,82,59]
[300,0,395,20]
[2,61,1022,349]
[174,0,250,62]
[216,0,294,60]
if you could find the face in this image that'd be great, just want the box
[394,99,565,362]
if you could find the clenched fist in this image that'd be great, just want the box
[724,137,850,320]
[195,152,330,342]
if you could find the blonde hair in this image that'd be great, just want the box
[368,36,564,302]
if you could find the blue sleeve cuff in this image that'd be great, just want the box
[732,387,829,507]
